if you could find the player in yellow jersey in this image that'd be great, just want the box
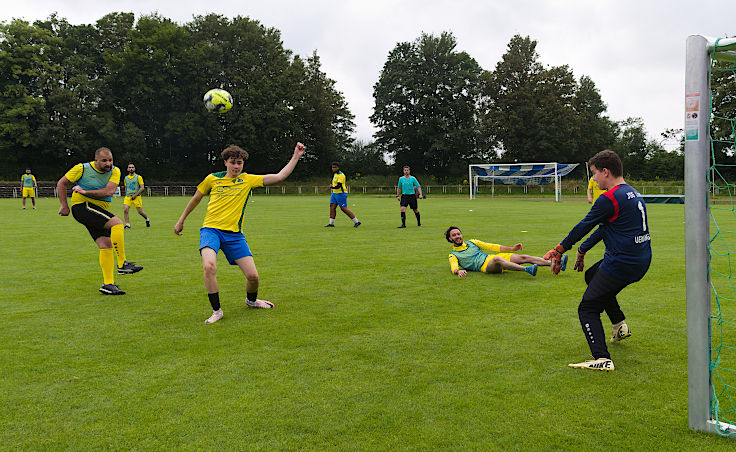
[57,147,143,295]
[445,226,564,277]
[123,163,150,228]
[587,176,607,203]
[324,162,361,228]
[174,143,306,324]
[21,168,37,210]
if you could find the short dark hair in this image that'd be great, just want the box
[95,147,112,158]
[222,145,249,162]
[403,165,410,169]
[588,150,622,178]
[331,162,340,167]
[445,226,461,242]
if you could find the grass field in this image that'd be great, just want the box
[0,194,733,449]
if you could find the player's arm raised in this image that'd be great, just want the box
[174,190,205,235]
[263,142,305,186]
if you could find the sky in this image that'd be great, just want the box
[4,0,736,151]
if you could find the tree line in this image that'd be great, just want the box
[1,14,689,182]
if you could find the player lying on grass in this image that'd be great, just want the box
[445,226,566,277]
[544,150,651,372]
[174,143,305,324]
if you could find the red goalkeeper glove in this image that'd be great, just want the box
[574,249,586,272]
[543,244,566,275]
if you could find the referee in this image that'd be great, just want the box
[396,165,423,228]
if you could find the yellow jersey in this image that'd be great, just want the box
[197,171,264,232]
[588,177,606,201]
[64,162,121,210]
[331,171,347,193]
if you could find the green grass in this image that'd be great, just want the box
[0,195,733,449]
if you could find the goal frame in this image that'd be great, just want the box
[685,34,736,437]
[468,162,579,202]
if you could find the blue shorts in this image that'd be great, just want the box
[199,227,252,265]
[330,192,348,207]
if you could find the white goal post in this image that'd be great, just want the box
[468,162,579,202]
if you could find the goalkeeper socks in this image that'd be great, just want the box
[208,292,221,311]
[415,212,420,225]
[246,292,258,303]
[111,224,127,266]
[99,248,115,285]
[400,212,406,225]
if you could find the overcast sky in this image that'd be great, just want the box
[4,1,735,151]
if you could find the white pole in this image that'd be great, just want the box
[469,165,474,200]
[685,34,713,433]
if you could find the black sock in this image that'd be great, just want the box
[247,291,258,303]
[415,212,421,225]
[401,211,406,225]
[208,292,220,311]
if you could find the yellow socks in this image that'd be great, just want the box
[99,248,115,284]
[111,224,127,267]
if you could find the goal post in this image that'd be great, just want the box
[685,34,736,437]
[468,162,579,201]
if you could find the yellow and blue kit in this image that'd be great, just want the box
[125,174,144,196]
[588,177,606,201]
[449,240,513,273]
[64,162,121,210]
[197,171,264,233]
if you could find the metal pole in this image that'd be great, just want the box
[685,34,712,433]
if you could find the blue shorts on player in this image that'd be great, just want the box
[330,192,348,207]
[199,227,252,265]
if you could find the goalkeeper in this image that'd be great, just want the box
[544,150,651,372]
[446,226,564,277]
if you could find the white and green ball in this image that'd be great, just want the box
[203,88,233,114]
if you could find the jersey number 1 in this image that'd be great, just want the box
[637,201,647,232]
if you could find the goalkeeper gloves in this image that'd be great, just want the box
[574,248,586,272]
[544,244,566,275]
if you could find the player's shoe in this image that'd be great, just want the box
[146,219,151,228]
[397,224,406,228]
[611,322,631,343]
[99,284,125,295]
[353,221,361,228]
[568,357,614,371]
[525,264,538,276]
[124,224,130,229]
[205,309,223,324]
[417,223,421,227]
[560,254,568,271]
[246,299,275,308]
[118,261,143,275]
[324,224,335,227]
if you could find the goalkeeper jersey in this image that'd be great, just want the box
[449,239,502,272]
[197,171,264,233]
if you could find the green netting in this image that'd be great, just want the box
[709,39,736,436]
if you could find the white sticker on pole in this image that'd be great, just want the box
[685,93,700,141]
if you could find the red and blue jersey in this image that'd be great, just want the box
[560,183,651,282]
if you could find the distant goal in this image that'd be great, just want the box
[469,162,579,201]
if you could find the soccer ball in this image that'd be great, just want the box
[203,88,233,114]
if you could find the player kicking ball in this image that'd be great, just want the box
[545,150,651,372]
[175,143,305,324]
[446,226,565,277]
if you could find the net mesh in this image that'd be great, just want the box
[709,39,736,436]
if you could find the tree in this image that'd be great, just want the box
[372,32,483,178]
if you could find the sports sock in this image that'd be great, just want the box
[208,292,221,311]
[247,291,258,303]
[352,217,360,224]
[329,218,335,225]
[401,212,406,225]
[99,248,115,285]
[415,212,421,225]
[111,224,127,266]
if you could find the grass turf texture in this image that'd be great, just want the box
[0,195,732,449]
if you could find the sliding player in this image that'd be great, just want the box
[445,226,564,277]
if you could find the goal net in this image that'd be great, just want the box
[686,35,736,438]
[469,162,579,201]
